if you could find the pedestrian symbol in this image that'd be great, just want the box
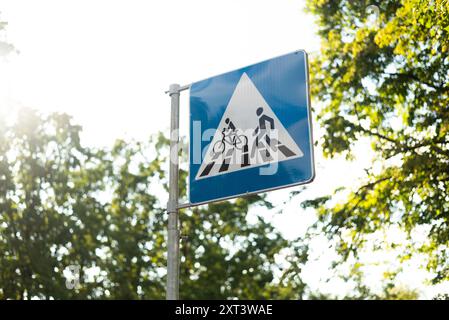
[196,73,303,180]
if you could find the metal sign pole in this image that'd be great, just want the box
[167,83,180,300]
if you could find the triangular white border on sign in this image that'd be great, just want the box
[195,72,304,180]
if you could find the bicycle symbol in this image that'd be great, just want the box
[213,118,248,154]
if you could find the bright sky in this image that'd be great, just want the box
[1,0,447,299]
[1,0,320,146]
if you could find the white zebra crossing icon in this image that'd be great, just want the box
[196,72,304,180]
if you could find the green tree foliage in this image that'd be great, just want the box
[0,108,308,299]
[305,0,449,283]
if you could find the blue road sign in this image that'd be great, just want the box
[189,50,314,205]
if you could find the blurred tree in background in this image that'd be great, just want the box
[1,109,416,299]
[305,0,449,284]
[0,109,309,299]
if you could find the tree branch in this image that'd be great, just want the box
[384,72,446,92]
[355,125,400,145]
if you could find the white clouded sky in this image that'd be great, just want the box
[1,0,447,298]
[1,0,320,146]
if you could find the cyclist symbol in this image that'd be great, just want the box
[213,118,248,154]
